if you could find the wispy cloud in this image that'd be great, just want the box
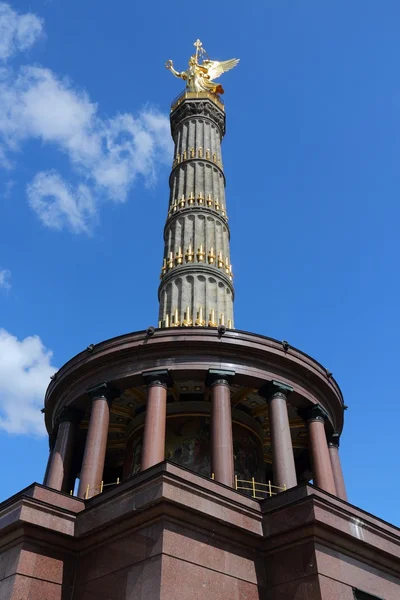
[3,178,14,199]
[0,2,43,61]
[0,329,54,435]
[27,171,96,234]
[0,269,10,289]
[0,4,172,233]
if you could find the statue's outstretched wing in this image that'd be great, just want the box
[203,58,240,81]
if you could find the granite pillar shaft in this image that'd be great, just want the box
[329,442,347,501]
[308,417,336,495]
[268,392,297,490]
[78,394,110,499]
[211,380,234,487]
[42,437,55,487]
[141,383,167,471]
[45,419,76,492]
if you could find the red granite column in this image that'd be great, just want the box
[328,433,348,501]
[209,370,235,487]
[42,434,56,487]
[45,407,80,492]
[78,384,113,499]
[141,371,169,471]
[307,407,336,495]
[260,384,297,491]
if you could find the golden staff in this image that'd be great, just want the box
[194,39,206,64]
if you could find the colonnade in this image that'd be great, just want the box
[44,373,347,502]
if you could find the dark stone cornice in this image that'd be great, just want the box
[259,380,294,402]
[170,98,226,138]
[206,368,235,387]
[306,404,329,424]
[43,329,344,434]
[87,382,120,405]
[142,369,172,388]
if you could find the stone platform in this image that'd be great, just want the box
[1,462,399,599]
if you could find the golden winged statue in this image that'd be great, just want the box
[166,39,239,96]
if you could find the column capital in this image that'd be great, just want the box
[87,382,119,404]
[259,380,293,401]
[328,432,341,448]
[142,369,172,388]
[306,404,329,424]
[56,405,83,425]
[206,369,235,388]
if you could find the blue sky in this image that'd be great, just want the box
[0,0,399,526]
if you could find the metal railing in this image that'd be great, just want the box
[211,473,286,499]
[171,90,225,112]
[70,478,121,500]
[235,476,286,499]
[73,474,285,501]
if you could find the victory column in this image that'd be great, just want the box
[0,40,396,600]
[160,40,239,328]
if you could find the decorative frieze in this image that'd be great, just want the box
[159,308,233,329]
[172,146,223,169]
[168,193,228,219]
[160,245,233,280]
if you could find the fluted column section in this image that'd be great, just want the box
[45,407,81,492]
[328,433,348,501]
[77,384,114,499]
[158,96,234,329]
[208,370,235,487]
[307,406,336,495]
[141,371,169,471]
[260,382,297,491]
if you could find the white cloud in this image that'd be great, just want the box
[0,3,43,61]
[3,178,14,198]
[27,171,96,233]
[0,269,10,289]
[0,329,55,435]
[0,3,172,233]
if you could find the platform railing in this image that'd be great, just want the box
[171,90,225,112]
[73,474,285,500]
[211,473,286,499]
[71,478,121,500]
[235,476,286,499]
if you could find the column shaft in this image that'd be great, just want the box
[78,396,110,499]
[329,443,347,501]
[141,383,167,471]
[308,418,336,495]
[45,420,76,492]
[42,437,55,487]
[211,381,234,487]
[268,393,297,490]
